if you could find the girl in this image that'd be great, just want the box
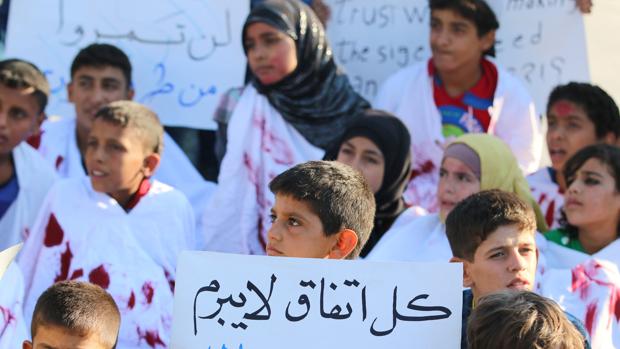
[205,0,369,254]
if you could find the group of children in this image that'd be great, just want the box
[0,0,619,348]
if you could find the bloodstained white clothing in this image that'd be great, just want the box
[528,167,564,229]
[19,177,195,348]
[0,262,27,349]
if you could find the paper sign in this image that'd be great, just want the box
[4,0,249,130]
[0,243,22,281]
[171,251,462,349]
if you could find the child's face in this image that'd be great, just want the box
[0,83,43,157]
[430,9,494,76]
[463,225,537,301]
[565,158,620,237]
[244,22,298,85]
[438,156,481,221]
[267,194,341,258]
[84,119,154,206]
[547,100,599,171]
[24,325,109,349]
[336,136,385,194]
[68,66,134,141]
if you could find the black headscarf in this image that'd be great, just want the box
[324,110,412,257]
[243,0,370,150]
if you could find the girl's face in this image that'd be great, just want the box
[244,22,298,85]
[564,158,620,233]
[438,156,481,221]
[336,136,385,194]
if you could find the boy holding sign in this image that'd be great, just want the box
[266,160,376,259]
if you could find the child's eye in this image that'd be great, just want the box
[457,173,472,182]
[287,218,300,227]
[439,168,447,177]
[568,122,581,130]
[86,139,97,148]
[490,251,505,259]
[584,177,600,186]
[269,214,277,223]
[8,108,27,120]
[519,247,534,255]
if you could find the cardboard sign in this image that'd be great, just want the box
[172,251,462,349]
[0,243,21,281]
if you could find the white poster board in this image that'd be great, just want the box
[0,243,21,281]
[325,0,590,112]
[5,0,249,130]
[172,252,462,349]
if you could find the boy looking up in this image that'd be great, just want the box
[20,101,195,348]
[23,281,120,349]
[267,160,375,259]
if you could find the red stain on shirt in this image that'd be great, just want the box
[26,131,43,149]
[585,301,597,335]
[55,155,64,169]
[142,282,154,304]
[545,200,555,227]
[0,306,16,337]
[163,269,175,293]
[44,214,64,247]
[137,327,165,348]
[54,242,73,282]
[70,269,84,280]
[411,160,435,179]
[88,265,110,289]
[128,291,136,310]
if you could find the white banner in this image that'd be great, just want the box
[5,0,249,130]
[172,251,462,349]
[325,0,590,112]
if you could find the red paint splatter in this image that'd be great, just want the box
[538,193,547,205]
[142,282,154,304]
[585,301,597,335]
[44,214,64,247]
[0,306,16,337]
[552,100,576,117]
[545,200,555,227]
[55,155,64,169]
[615,288,620,322]
[128,291,136,310]
[411,160,435,179]
[54,242,73,282]
[163,269,175,293]
[26,132,43,149]
[88,265,110,289]
[70,269,84,280]
[137,327,165,348]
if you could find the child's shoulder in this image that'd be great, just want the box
[143,180,193,211]
[12,142,56,188]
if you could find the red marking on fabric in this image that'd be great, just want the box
[545,200,555,227]
[54,242,73,282]
[163,269,175,293]
[26,131,43,149]
[55,155,64,169]
[257,216,267,251]
[125,178,151,211]
[538,193,547,205]
[128,291,136,310]
[585,301,597,335]
[44,213,64,247]
[137,327,165,348]
[571,264,592,300]
[0,306,16,337]
[552,100,575,117]
[142,282,155,304]
[615,288,620,322]
[70,269,83,280]
[411,160,435,179]
[88,265,110,289]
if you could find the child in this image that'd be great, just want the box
[23,281,120,349]
[537,144,620,347]
[19,101,195,348]
[0,59,56,250]
[366,133,546,262]
[205,0,369,254]
[467,291,586,349]
[445,189,588,349]
[29,43,215,242]
[375,0,542,211]
[266,160,375,259]
[528,82,620,229]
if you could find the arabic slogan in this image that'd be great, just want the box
[171,252,462,349]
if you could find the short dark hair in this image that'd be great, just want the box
[269,161,376,259]
[547,82,620,139]
[71,43,132,88]
[31,281,121,349]
[561,144,620,238]
[467,291,585,349]
[0,59,50,113]
[429,0,499,57]
[446,189,536,261]
[94,100,164,155]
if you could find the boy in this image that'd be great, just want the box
[19,101,195,348]
[23,281,120,349]
[446,189,589,349]
[467,291,585,349]
[528,82,620,228]
[30,43,214,243]
[375,0,542,211]
[266,160,375,259]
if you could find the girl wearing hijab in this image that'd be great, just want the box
[366,133,547,262]
[325,110,422,257]
[205,0,369,254]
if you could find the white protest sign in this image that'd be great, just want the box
[0,243,22,281]
[5,0,249,130]
[325,0,589,112]
[172,251,462,349]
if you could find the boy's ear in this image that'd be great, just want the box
[22,340,33,349]
[67,80,75,103]
[142,153,161,178]
[328,229,358,259]
[480,30,496,53]
[126,87,135,101]
[602,131,617,145]
[450,256,474,288]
